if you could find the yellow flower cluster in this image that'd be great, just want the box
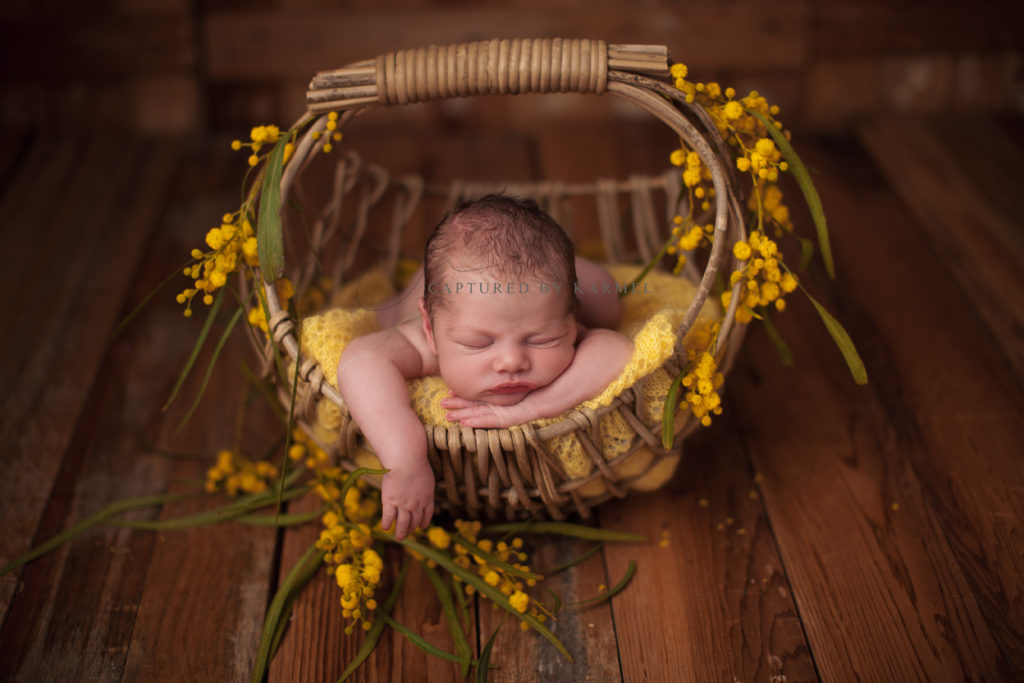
[310,111,344,153]
[204,449,279,495]
[285,426,328,470]
[230,124,295,167]
[666,215,713,275]
[177,215,259,317]
[722,230,799,322]
[442,521,546,630]
[313,465,380,524]
[679,351,725,427]
[750,183,794,235]
[666,63,802,272]
[735,136,788,183]
[317,513,382,633]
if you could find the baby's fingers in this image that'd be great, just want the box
[393,508,413,541]
[447,408,501,428]
[415,502,435,532]
[440,396,482,410]
[381,503,397,533]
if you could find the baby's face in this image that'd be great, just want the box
[420,277,576,406]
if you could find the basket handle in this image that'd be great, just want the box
[306,38,669,113]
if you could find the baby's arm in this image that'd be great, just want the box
[442,326,634,428]
[337,321,436,540]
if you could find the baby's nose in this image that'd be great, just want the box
[494,344,529,373]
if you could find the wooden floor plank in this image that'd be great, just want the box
[856,115,1024,381]
[0,132,74,251]
[728,136,1022,681]
[601,416,818,683]
[118,150,281,683]
[0,139,178,630]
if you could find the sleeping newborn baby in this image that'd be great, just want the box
[337,194,634,539]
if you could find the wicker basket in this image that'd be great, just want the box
[259,38,748,521]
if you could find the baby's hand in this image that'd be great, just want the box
[442,395,529,428]
[380,461,435,541]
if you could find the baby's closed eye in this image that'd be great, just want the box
[456,338,493,350]
[527,337,560,347]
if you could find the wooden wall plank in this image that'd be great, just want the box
[727,137,1022,680]
[814,2,1024,57]
[204,5,808,81]
[0,16,195,78]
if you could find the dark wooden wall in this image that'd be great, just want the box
[1,0,1022,136]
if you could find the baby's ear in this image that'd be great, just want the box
[418,298,437,355]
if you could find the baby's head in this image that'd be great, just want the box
[419,194,580,405]
[422,194,577,316]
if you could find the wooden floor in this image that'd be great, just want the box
[0,112,1022,682]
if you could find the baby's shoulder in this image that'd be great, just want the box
[394,318,439,377]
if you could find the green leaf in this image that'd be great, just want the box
[251,541,325,683]
[476,619,504,683]
[451,573,471,633]
[175,306,244,432]
[797,234,815,272]
[537,543,602,576]
[111,484,313,530]
[0,492,194,576]
[380,613,467,663]
[802,287,869,385]
[163,284,225,412]
[619,233,673,299]
[235,508,324,527]
[257,135,288,282]
[422,562,473,677]
[760,312,795,367]
[750,111,835,279]
[662,366,686,450]
[482,521,645,543]
[340,558,411,682]
[545,587,563,616]
[569,560,637,607]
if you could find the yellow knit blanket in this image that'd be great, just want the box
[301,264,721,496]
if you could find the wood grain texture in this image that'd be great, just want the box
[475,534,622,682]
[601,418,817,683]
[117,152,283,683]
[0,138,177,631]
[813,1,1024,56]
[204,5,808,80]
[856,116,1024,381]
[727,136,1023,681]
[0,16,195,78]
